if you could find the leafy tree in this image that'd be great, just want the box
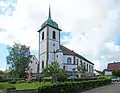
[42,61,63,83]
[6,43,31,78]
[77,63,87,78]
[112,70,120,77]
[0,70,4,75]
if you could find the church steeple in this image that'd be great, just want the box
[41,5,59,29]
[48,5,51,19]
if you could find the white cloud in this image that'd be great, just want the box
[0,0,120,70]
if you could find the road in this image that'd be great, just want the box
[81,82,120,93]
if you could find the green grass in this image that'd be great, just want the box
[14,82,52,90]
[0,82,15,92]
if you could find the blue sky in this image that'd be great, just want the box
[1,0,120,71]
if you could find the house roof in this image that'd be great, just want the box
[60,45,94,65]
[107,62,120,71]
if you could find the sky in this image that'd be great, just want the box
[0,0,120,71]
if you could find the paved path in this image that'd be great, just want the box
[81,82,120,93]
[0,90,3,93]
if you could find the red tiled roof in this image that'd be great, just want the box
[107,62,120,71]
[60,45,94,65]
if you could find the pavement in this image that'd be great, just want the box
[80,82,120,93]
[0,90,3,93]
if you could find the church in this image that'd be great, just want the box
[38,7,94,74]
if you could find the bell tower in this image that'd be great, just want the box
[38,6,62,72]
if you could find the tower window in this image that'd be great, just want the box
[42,32,44,40]
[57,55,58,58]
[67,57,71,64]
[53,44,55,46]
[42,61,44,69]
[53,31,56,39]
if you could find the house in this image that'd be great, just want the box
[37,6,94,74]
[105,62,120,75]
[28,55,38,74]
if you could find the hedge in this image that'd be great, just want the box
[38,79,111,93]
[0,78,25,83]
[0,83,15,93]
[39,78,97,82]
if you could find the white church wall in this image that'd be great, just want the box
[40,41,47,54]
[66,65,77,71]
[40,28,47,54]
[55,52,64,68]
[48,40,59,52]
[48,52,55,64]
[39,53,47,72]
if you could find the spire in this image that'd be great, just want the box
[48,5,51,19]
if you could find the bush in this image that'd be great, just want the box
[97,76,113,80]
[38,79,111,93]
[0,78,24,82]
[8,79,16,84]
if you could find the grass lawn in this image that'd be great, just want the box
[14,82,52,90]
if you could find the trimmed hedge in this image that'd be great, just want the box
[39,78,97,82]
[0,78,24,83]
[0,83,15,93]
[38,79,111,93]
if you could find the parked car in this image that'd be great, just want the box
[111,77,120,82]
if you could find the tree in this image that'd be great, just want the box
[112,70,120,77]
[6,43,31,78]
[42,61,63,83]
[77,64,87,78]
[0,70,4,75]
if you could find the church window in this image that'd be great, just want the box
[57,55,58,58]
[53,44,55,46]
[53,31,56,39]
[63,65,65,70]
[77,59,78,65]
[42,32,44,40]
[80,60,82,65]
[42,61,44,69]
[67,57,71,64]
[87,64,88,72]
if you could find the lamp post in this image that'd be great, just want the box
[72,68,76,82]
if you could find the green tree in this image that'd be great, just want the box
[42,61,62,83]
[0,70,4,75]
[77,64,87,78]
[6,43,31,78]
[112,70,120,77]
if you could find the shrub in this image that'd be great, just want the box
[38,79,111,93]
[97,76,113,80]
[0,78,24,83]
[8,79,17,84]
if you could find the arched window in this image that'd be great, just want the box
[80,60,82,65]
[77,59,78,65]
[42,61,44,69]
[67,57,71,64]
[53,31,56,39]
[42,32,44,40]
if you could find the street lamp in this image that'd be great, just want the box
[72,68,76,82]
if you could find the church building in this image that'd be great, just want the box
[38,7,94,74]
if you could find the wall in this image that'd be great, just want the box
[105,71,112,75]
